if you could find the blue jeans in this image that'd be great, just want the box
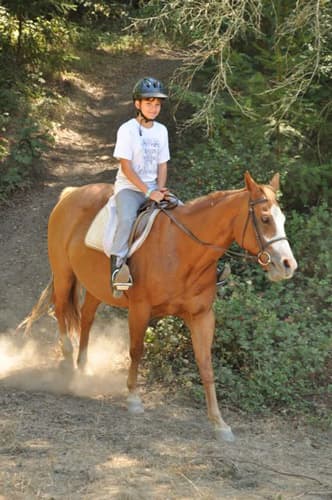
[111,189,147,265]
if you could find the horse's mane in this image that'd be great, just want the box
[181,181,278,214]
[182,188,247,214]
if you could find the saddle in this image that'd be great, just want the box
[111,195,180,296]
[128,194,179,248]
[84,193,180,258]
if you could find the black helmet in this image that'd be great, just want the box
[133,77,168,100]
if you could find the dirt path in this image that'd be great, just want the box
[0,48,331,500]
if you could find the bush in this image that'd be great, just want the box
[213,279,330,412]
[144,205,331,418]
[170,125,288,203]
[287,203,332,279]
[283,162,332,212]
[0,117,53,201]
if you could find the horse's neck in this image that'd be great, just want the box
[179,189,247,250]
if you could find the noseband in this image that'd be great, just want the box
[241,197,289,266]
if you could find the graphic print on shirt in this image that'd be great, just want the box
[139,138,160,176]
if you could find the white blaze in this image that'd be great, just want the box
[269,205,291,253]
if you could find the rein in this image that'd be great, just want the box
[157,194,288,266]
[159,204,250,260]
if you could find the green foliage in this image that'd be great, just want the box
[0,0,330,418]
[213,279,330,412]
[171,130,279,202]
[286,204,332,279]
[11,119,52,166]
[144,205,331,417]
[144,279,330,415]
[144,317,193,385]
[0,5,76,199]
[283,163,332,211]
[1,0,76,18]
[137,2,331,417]
[68,1,131,27]
[139,0,332,164]
[0,3,146,201]
[0,118,53,201]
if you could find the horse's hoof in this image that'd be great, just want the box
[77,363,93,376]
[58,358,75,373]
[215,426,236,443]
[127,394,144,415]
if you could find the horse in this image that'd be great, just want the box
[20,171,297,442]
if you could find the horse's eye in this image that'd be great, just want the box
[261,215,270,224]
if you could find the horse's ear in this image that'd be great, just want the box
[270,173,280,192]
[244,171,257,192]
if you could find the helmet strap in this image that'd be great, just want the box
[136,109,153,123]
[136,109,154,136]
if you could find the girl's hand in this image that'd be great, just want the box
[149,190,165,203]
[160,187,170,199]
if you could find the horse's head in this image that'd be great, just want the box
[237,171,297,282]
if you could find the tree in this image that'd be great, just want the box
[1,0,76,58]
[134,0,332,162]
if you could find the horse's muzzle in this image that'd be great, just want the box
[266,254,298,281]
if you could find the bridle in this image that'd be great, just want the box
[241,197,289,266]
[158,194,288,266]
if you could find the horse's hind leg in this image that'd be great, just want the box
[53,271,79,368]
[126,304,151,414]
[77,291,101,371]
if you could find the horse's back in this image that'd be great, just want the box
[48,183,113,265]
[50,183,112,225]
[55,183,113,212]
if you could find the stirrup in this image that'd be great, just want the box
[112,263,133,292]
[216,263,231,286]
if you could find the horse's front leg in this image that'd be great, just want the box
[126,303,151,414]
[186,309,235,442]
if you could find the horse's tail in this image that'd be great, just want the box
[18,274,81,336]
[64,276,82,337]
[18,276,55,334]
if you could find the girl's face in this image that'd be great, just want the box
[135,98,162,120]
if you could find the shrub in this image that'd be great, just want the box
[283,162,332,212]
[213,279,330,412]
[170,125,287,203]
[144,205,331,418]
[0,118,53,201]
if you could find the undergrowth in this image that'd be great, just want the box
[1,3,330,420]
[144,135,332,421]
[0,5,145,202]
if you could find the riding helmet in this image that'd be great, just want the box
[133,77,168,100]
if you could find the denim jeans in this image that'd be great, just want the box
[111,188,147,264]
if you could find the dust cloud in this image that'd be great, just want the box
[0,318,130,398]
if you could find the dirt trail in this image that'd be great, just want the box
[0,48,331,500]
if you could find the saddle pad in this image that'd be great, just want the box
[84,197,160,257]
[85,204,109,252]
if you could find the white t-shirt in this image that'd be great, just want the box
[113,118,170,194]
